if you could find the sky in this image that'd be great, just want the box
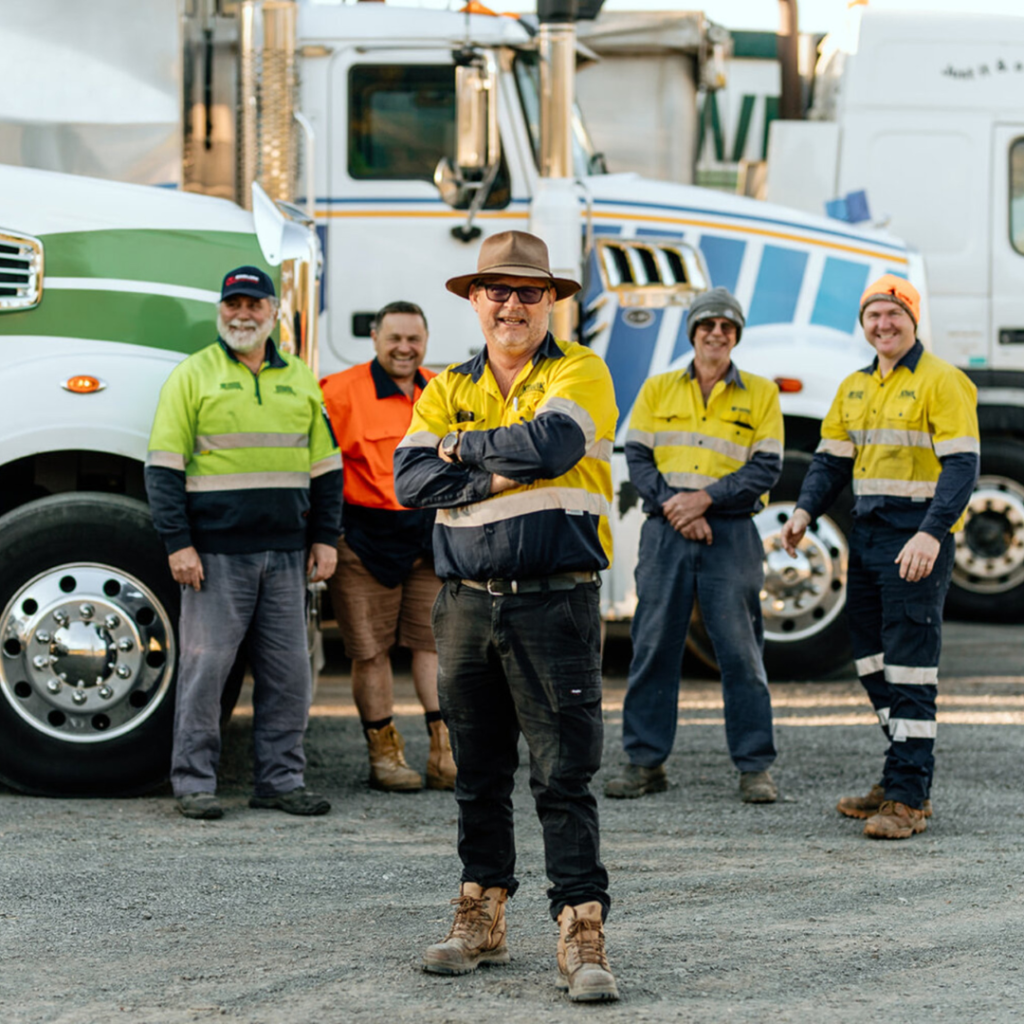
[399,0,1024,34]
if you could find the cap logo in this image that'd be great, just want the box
[226,274,261,286]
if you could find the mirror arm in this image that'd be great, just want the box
[451,158,502,243]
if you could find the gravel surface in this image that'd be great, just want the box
[2,622,1022,1024]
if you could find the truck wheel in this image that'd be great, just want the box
[686,452,854,681]
[0,493,177,796]
[946,439,1024,621]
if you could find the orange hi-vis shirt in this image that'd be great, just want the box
[320,358,436,510]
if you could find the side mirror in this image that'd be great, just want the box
[434,157,469,210]
[454,63,495,172]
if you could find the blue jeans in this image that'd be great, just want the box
[171,550,312,797]
[846,521,954,809]
[623,515,776,772]
[432,580,610,921]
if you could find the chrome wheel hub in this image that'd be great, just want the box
[755,503,848,643]
[0,564,175,742]
[953,475,1024,595]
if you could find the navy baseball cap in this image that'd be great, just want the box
[220,265,276,301]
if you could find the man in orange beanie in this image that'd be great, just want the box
[781,275,979,839]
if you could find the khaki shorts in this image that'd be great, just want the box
[328,537,441,661]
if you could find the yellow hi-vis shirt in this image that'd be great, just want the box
[625,362,784,515]
[815,343,979,533]
[393,333,616,581]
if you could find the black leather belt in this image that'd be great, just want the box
[459,572,599,596]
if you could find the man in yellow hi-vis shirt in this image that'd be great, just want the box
[394,232,619,1003]
[604,287,784,806]
[782,275,979,840]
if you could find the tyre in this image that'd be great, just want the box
[686,451,854,681]
[0,493,178,796]
[946,438,1024,622]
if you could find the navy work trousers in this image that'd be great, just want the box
[623,515,776,772]
[170,550,312,798]
[846,520,955,809]
[432,580,610,922]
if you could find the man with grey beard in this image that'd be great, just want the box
[145,266,343,819]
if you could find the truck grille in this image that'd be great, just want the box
[594,238,707,308]
[0,230,44,312]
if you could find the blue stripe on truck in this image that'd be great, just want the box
[698,235,746,295]
[810,257,870,334]
[747,245,808,327]
[602,307,666,431]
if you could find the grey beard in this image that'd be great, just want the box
[217,312,274,354]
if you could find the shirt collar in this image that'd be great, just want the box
[217,337,287,369]
[451,332,565,383]
[369,356,428,399]
[859,338,923,376]
[682,359,745,390]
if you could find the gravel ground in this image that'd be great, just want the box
[1,622,1022,1024]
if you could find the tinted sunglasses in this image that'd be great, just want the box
[479,283,550,305]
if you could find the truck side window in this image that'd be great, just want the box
[1011,138,1024,256]
[348,63,510,208]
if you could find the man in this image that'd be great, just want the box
[145,265,342,820]
[781,275,979,840]
[394,231,619,1003]
[319,301,455,793]
[604,287,783,805]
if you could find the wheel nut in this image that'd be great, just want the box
[98,686,114,700]
[46,679,62,693]
[33,654,49,670]
[116,665,131,679]
[79,604,95,619]
[117,638,134,652]
[105,614,120,629]
[72,689,87,705]
[53,610,69,626]
[35,630,51,644]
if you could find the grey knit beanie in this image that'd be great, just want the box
[687,287,745,343]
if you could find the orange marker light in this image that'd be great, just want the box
[63,375,106,394]
[774,377,803,393]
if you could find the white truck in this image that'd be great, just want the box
[0,0,916,793]
[765,8,1024,624]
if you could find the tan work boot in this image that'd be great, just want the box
[426,719,457,791]
[838,784,933,819]
[556,901,619,1002]
[740,770,778,803]
[423,883,510,975]
[366,723,422,792]
[863,800,928,840]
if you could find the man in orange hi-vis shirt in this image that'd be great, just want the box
[320,301,454,793]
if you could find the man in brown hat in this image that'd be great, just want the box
[394,230,620,1002]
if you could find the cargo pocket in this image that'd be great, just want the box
[884,597,941,676]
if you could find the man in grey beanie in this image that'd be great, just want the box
[605,287,784,803]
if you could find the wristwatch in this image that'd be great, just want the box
[440,430,462,462]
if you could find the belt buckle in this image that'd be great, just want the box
[486,578,517,595]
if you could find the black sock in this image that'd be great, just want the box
[425,710,443,733]
[362,715,392,736]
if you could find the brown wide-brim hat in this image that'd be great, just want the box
[445,230,581,301]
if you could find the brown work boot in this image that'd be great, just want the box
[426,719,457,791]
[556,901,619,1002]
[838,784,933,819]
[740,770,778,803]
[366,723,422,792]
[863,800,928,840]
[423,883,510,975]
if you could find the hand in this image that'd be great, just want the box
[780,508,811,557]
[895,531,941,582]
[490,474,518,494]
[307,542,338,583]
[169,546,204,591]
[662,490,712,531]
[680,515,713,545]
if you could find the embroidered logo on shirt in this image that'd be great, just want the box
[899,389,917,400]
[275,385,295,395]
[520,383,546,395]
[220,381,243,390]
[848,390,864,399]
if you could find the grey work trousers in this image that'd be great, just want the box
[170,549,311,797]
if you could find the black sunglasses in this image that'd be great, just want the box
[479,283,551,305]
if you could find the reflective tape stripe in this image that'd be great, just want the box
[847,428,933,449]
[584,438,613,462]
[536,397,597,448]
[185,471,310,492]
[853,478,937,499]
[310,453,342,478]
[889,717,938,741]
[934,436,981,457]
[194,432,308,451]
[856,653,885,677]
[884,664,939,685]
[817,438,856,459]
[653,430,749,463]
[750,437,783,458]
[664,471,719,489]
[146,450,186,471]
[626,428,654,449]
[397,430,442,450]
[876,707,891,726]
[437,486,612,529]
